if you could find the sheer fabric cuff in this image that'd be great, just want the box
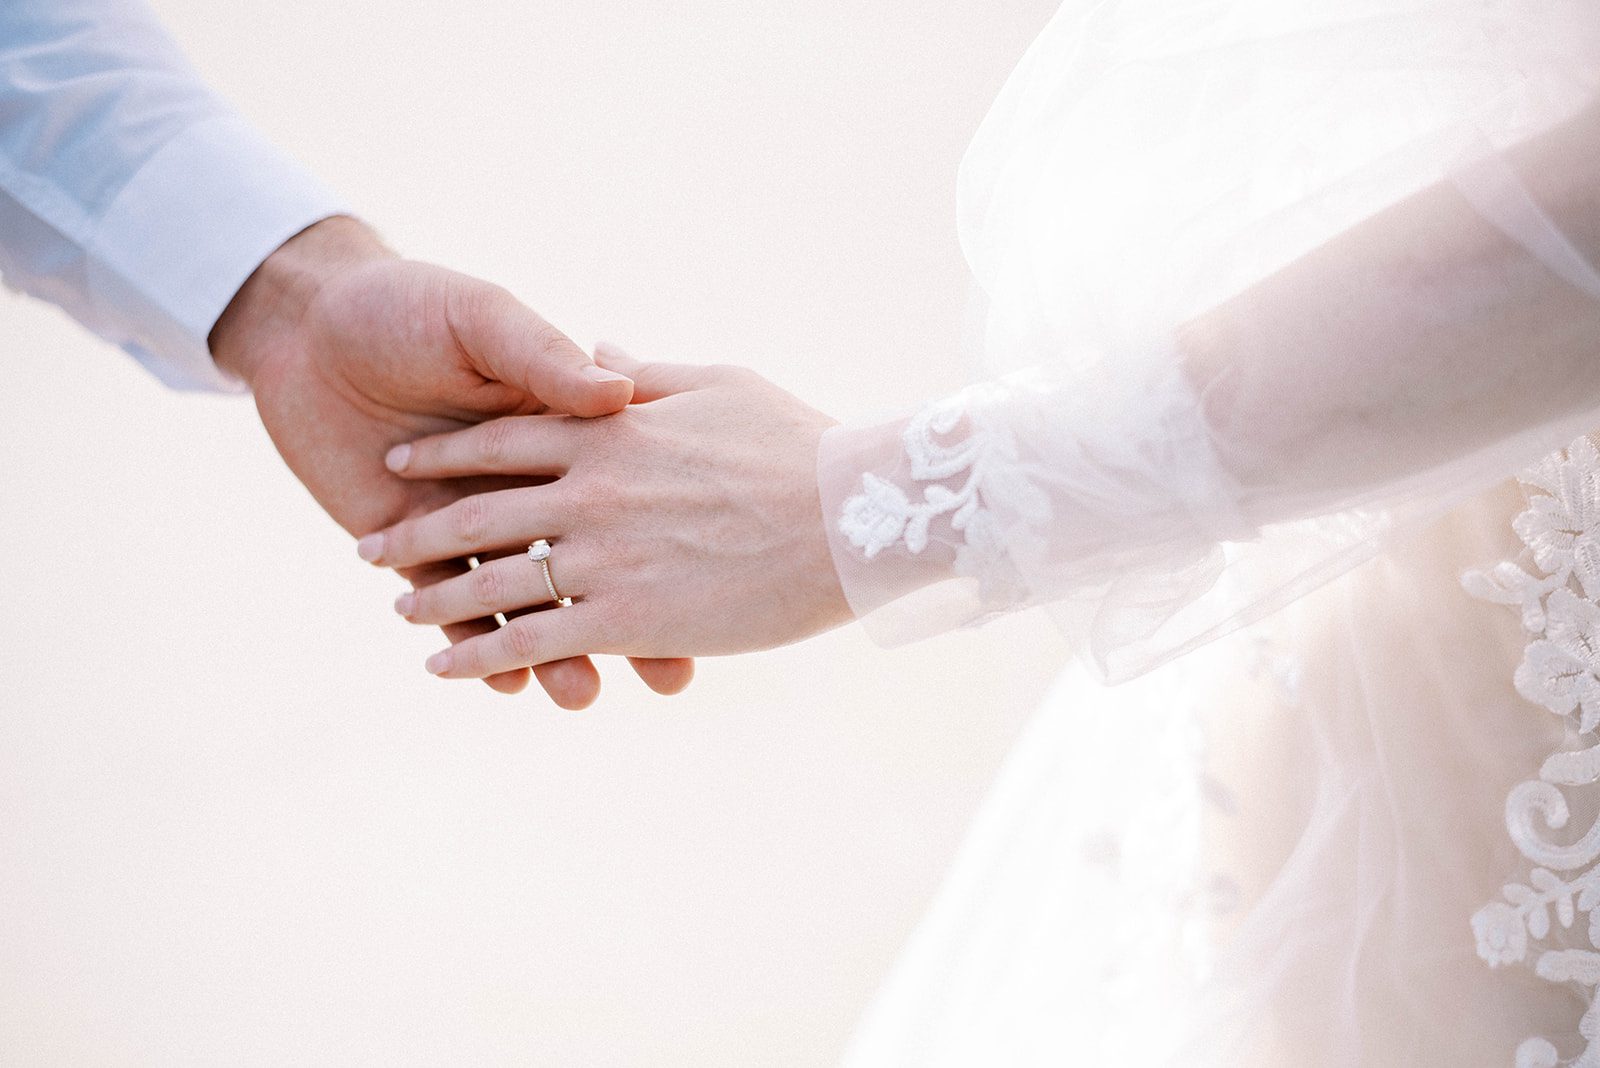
[818,359,1257,662]
[818,394,1007,646]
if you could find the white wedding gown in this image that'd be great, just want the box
[813,1,1600,1064]
[841,456,1599,1065]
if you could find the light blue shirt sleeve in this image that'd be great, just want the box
[0,0,350,391]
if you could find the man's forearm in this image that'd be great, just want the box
[0,0,349,392]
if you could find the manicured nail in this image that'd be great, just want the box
[583,364,631,384]
[394,591,415,617]
[425,650,452,676]
[356,533,385,563]
[385,443,412,472]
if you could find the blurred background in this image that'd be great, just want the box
[0,2,1068,1063]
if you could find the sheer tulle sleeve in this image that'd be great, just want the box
[817,0,1600,684]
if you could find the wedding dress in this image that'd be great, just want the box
[816,1,1600,1064]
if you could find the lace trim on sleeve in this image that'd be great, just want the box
[836,386,1031,609]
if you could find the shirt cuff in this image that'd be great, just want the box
[85,113,350,393]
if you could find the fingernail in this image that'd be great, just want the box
[583,364,631,384]
[394,591,415,617]
[385,443,412,472]
[356,533,385,563]
[425,650,452,676]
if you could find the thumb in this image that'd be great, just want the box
[593,341,712,403]
[450,281,633,417]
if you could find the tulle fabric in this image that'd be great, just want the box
[824,2,1600,1063]
[817,0,1600,683]
[840,467,1581,1066]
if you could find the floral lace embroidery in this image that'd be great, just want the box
[1465,434,1600,1068]
[837,389,1026,600]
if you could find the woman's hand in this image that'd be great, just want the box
[212,218,695,708]
[356,346,854,680]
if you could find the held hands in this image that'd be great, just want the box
[210,218,693,707]
[359,346,854,680]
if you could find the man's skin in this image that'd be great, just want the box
[208,215,694,708]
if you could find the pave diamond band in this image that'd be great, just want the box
[527,539,573,607]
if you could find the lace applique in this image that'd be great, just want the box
[837,388,1031,602]
[1465,434,1600,1068]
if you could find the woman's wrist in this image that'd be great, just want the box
[816,414,970,628]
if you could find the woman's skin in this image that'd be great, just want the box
[211,217,695,708]
[1179,96,1600,523]
[360,98,1600,683]
[359,346,852,680]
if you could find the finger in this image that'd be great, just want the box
[492,594,602,709]
[628,656,695,696]
[360,486,565,570]
[385,415,580,481]
[449,281,633,417]
[470,544,684,700]
[398,541,590,625]
[396,561,531,694]
[590,341,642,375]
[473,551,597,706]
[593,342,711,403]
[424,604,603,680]
[532,655,602,710]
[475,527,686,700]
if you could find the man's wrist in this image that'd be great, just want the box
[209,215,395,386]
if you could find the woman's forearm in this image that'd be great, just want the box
[1179,98,1600,522]
[818,97,1600,649]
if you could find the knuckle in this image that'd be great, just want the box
[450,496,489,545]
[475,418,519,467]
[528,321,578,366]
[470,564,504,609]
[504,619,542,662]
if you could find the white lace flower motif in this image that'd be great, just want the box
[838,391,1033,609]
[839,474,919,560]
[1517,436,1600,593]
[1466,437,1600,634]
[1515,586,1600,734]
[1472,901,1530,966]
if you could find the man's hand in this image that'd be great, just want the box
[209,217,694,708]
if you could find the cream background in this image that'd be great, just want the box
[0,2,1068,1064]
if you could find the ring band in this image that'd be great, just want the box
[527,539,573,607]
